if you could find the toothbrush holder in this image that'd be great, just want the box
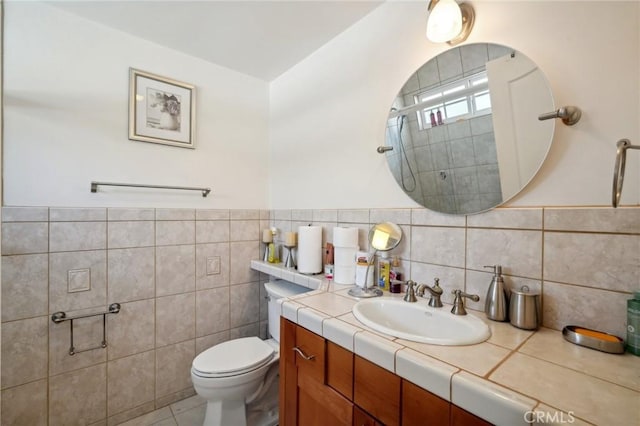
[262,242,270,262]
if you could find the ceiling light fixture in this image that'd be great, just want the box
[426,0,475,46]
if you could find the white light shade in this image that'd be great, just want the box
[426,0,463,43]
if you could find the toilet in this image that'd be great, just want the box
[191,280,310,426]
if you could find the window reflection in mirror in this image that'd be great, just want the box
[385,43,554,215]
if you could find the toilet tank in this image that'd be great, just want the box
[264,280,311,342]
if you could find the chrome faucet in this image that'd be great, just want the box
[451,289,480,315]
[416,278,443,307]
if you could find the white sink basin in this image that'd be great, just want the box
[352,298,490,346]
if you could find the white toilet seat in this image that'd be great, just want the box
[192,337,275,378]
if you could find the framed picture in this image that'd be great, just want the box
[129,68,195,148]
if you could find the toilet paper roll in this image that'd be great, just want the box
[333,227,359,248]
[297,226,322,274]
[334,265,356,285]
[334,246,358,267]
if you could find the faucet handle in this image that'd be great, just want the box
[431,278,443,295]
[450,289,479,315]
[403,280,417,303]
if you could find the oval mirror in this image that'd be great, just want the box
[384,43,555,215]
[368,222,403,251]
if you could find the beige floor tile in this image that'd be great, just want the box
[174,404,206,426]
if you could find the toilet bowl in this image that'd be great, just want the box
[191,280,311,426]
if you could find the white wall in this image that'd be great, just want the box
[269,1,640,209]
[3,2,270,209]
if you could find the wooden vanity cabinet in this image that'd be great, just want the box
[450,405,492,426]
[281,318,491,426]
[402,379,450,425]
[354,355,401,426]
[280,318,353,426]
[354,405,384,426]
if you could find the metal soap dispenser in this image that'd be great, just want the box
[484,265,508,321]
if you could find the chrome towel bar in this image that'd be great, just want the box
[51,303,121,356]
[91,181,211,197]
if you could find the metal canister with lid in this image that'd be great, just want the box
[509,285,540,330]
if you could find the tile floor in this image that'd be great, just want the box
[120,395,206,426]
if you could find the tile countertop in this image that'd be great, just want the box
[251,261,640,426]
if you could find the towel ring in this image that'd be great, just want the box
[612,139,640,207]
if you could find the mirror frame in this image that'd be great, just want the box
[368,222,403,252]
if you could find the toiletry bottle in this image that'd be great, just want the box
[436,109,444,125]
[377,252,391,291]
[430,111,437,127]
[627,291,640,356]
[267,242,279,263]
[389,256,403,293]
[324,243,335,279]
[484,265,508,321]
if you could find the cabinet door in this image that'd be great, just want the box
[354,405,383,426]
[327,341,354,400]
[450,405,493,426]
[354,355,401,426]
[295,324,325,383]
[298,372,353,426]
[401,380,450,425]
[280,318,298,426]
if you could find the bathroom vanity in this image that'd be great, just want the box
[280,318,490,426]
[252,260,640,426]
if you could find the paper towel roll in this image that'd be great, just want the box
[334,246,357,267]
[297,226,322,274]
[334,265,356,285]
[333,227,359,248]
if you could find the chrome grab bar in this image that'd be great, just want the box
[51,303,121,356]
[91,181,211,197]
[612,139,640,207]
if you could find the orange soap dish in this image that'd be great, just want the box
[562,325,625,354]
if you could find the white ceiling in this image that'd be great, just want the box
[47,0,384,81]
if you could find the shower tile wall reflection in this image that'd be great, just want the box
[0,207,265,425]
[386,43,511,214]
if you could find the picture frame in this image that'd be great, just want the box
[129,68,196,148]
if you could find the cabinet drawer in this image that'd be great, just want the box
[327,341,353,400]
[354,355,401,426]
[295,325,325,384]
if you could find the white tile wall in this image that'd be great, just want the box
[1,207,265,425]
[1,205,637,425]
